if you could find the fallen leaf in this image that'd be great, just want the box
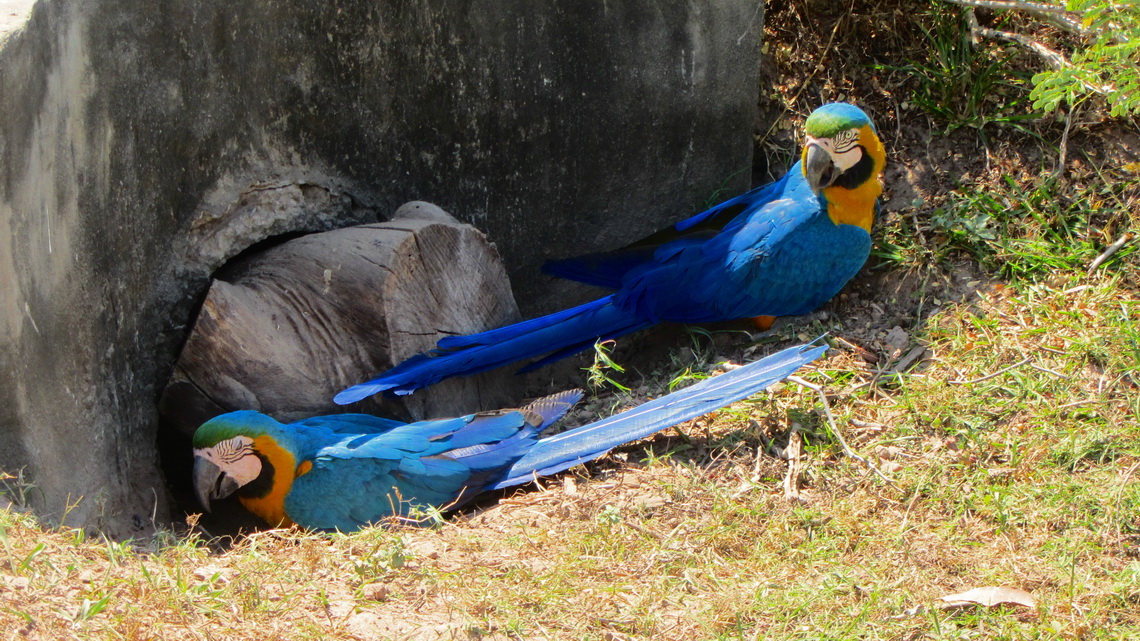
[940,586,1036,608]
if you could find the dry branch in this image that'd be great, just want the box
[782,429,804,501]
[963,7,1071,69]
[952,0,1118,101]
[1088,233,1135,273]
[947,0,1090,36]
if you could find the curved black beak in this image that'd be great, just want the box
[804,143,837,193]
[193,456,239,512]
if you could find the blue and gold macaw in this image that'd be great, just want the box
[334,102,883,404]
[193,343,824,531]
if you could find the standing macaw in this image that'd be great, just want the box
[194,343,824,531]
[335,102,883,403]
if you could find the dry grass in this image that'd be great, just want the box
[3,1,1140,639]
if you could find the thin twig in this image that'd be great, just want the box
[787,376,900,490]
[899,488,923,533]
[975,23,1072,70]
[959,2,1114,97]
[948,357,1032,385]
[1055,398,1102,409]
[1029,362,1071,379]
[1088,233,1135,274]
[965,7,984,45]
[946,0,1070,15]
[1061,285,1091,296]
[753,419,775,456]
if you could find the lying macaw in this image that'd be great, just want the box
[335,102,882,403]
[193,343,824,531]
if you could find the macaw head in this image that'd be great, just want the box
[192,411,297,516]
[801,103,886,229]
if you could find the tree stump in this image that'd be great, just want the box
[159,202,524,438]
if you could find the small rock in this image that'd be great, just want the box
[880,461,904,474]
[361,583,390,602]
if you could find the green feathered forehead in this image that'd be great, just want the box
[192,411,278,448]
[804,103,875,138]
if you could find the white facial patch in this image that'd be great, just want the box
[197,436,261,487]
[806,129,864,172]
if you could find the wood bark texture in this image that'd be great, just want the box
[160,202,523,435]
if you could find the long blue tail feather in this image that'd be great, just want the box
[489,342,826,489]
[334,297,652,403]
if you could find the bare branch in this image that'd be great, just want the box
[945,0,1090,35]
[961,6,1114,98]
[782,428,803,501]
[945,0,1068,14]
[976,20,1072,70]
[1088,233,1135,274]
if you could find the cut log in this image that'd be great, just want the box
[159,202,524,437]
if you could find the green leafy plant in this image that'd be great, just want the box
[1029,0,1140,117]
[584,339,631,393]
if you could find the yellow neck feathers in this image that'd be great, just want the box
[822,124,885,232]
[238,435,310,528]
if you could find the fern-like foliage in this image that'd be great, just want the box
[1029,1,1140,116]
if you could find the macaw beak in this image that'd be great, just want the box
[193,455,239,512]
[803,142,837,194]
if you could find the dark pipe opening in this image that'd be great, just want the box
[156,229,324,536]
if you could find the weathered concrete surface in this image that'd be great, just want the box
[0,0,762,533]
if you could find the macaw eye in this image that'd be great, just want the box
[215,436,255,463]
[833,129,859,153]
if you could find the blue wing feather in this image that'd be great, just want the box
[543,167,800,288]
[282,393,575,530]
[490,342,826,488]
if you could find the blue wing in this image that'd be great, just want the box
[284,392,580,531]
[542,165,801,289]
[612,194,868,323]
[291,343,823,530]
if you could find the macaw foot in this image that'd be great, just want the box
[751,315,777,331]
